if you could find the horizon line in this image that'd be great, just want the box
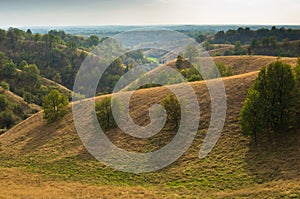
[1,24,300,29]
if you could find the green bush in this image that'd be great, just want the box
[0,110,16,129]
[0,94,9,112]
[0,81,9,90]
[240,61,296,141]
[43,90,69,122]
[95,97,121,131]
[161,95,181,130]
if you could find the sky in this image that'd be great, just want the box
[0,0,299,27]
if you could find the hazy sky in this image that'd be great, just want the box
[0,0,299,27]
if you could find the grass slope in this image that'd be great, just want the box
[0,87,41,114]
[0,64,300,198]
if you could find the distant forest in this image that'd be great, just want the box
[200,27,300,57]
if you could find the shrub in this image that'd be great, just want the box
[0,94,9,112]
[0,110,16,129]
[0,81,9,90]
[161,95,181,130]
[95,96,121,131]
[43,90,69,122]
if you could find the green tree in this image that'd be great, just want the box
[0,110,15,129]
[0,94,9,112]
[240,61,296,141]
[196,34,206,43]
[0,81,9,90]
[95,97,120,131]
[21,64,41,90]
[88,35,100,47]
[0,53,16,78]
[161,95,181,130]
[175,53,184,69]
[43,90,69,122]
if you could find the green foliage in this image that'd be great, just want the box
[95,97,120,131]
[0,28,151,94]
[216,62,234,77]
[175,54,184,69]
[212,27,300,45]
[240,61,296,141]
[0,81,9,90]
[0,94,19,129]
[180,67,203,82]
[87,35,100,47]
[43,90,69,122]
[21,64,41,90]
[224,42,248,56]
[240,89,263,141]
[195,34,206,43]
[0,110,16,129]
[0,94,9,112]
[294,58,300,81]
[0,52,16,78]
[161,95,181,130]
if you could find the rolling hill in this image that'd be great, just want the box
[0,56,300,198]
[122,56,298,91]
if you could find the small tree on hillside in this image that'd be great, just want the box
[95,97,121,131]
[161,95,181,130]
[175,53,184,69]
[240,61,296,141]
[43,90,69,122]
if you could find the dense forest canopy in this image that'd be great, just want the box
[210,26,300,44]
[0,27,150,95]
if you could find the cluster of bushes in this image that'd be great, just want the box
[94,95,181,133]
[0,53,58,105]
[199,27,300,56]
[224,41,248,56]
[250,38,300,57]
[0,27,102,52]
[175,54,233,81]
[0,92,28,132]
[240,60,300,141]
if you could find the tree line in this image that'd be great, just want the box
[210,27,300,45]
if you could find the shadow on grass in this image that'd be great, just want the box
[245,130,300,184]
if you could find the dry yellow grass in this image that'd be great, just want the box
[0,168,160,199]
[212,55,298,75]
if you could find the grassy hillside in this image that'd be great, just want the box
[0,87,41,113]
[212,55,297,75]
[123,56,298,91]
[0,86,40,134]
[1,67,300,198]
[150,55,297,76]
